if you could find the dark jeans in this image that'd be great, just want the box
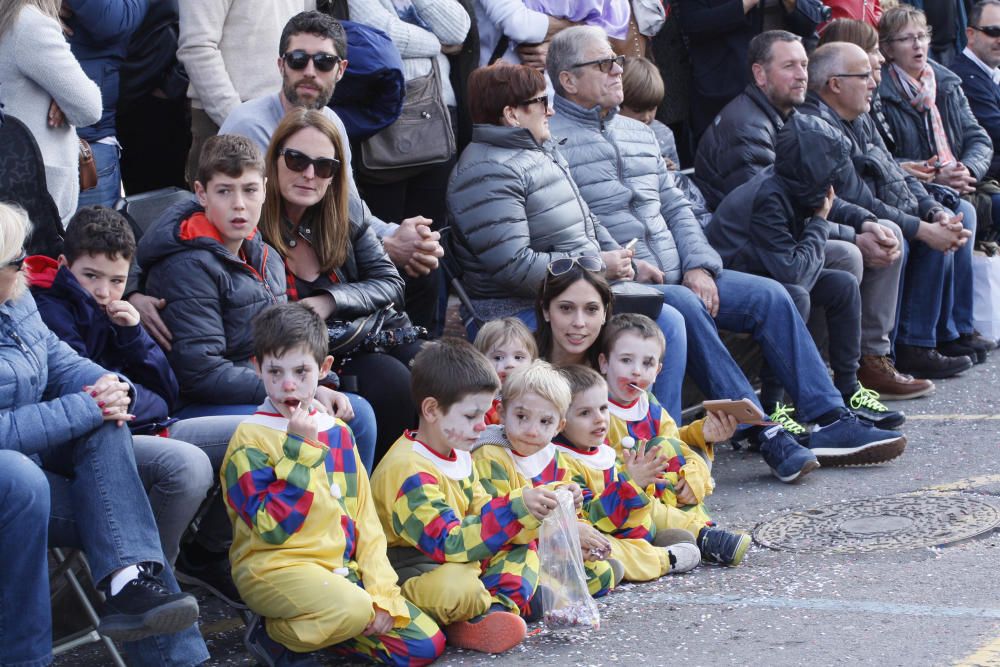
[781,269,862,397]
[339,342,424,465]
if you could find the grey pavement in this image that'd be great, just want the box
[56,355,1000,667]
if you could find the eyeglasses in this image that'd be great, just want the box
[547,255,604,277]
[5,249,25,271]
[282,50,342,72]
[886,32,932,45]
[830,71,874,81]
[570,54,625,73]
[279,148,340,179]
[971,25,1000,38]
[519,95,549,109]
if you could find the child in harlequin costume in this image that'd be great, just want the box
[599,313,753,567]
[221,304,445,666]
[472,360,623,599]
[554,364,702,582]
[370,339,561,655]
[473,318,537,426]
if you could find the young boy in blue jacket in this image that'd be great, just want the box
[24,206,242,603]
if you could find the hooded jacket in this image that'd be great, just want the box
[799,91,940,240]
[446,124,614,315]
[137,200,286,406]
[26,256,178,430]
[549,95,723,284]
[878,60,994,181]
[707,114,852,290]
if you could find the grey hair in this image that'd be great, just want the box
[970,0,1000,27]
[0,203,32,301]
[547,25,611,97]
[807,42,856,93]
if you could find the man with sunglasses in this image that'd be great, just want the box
[547,26,909,479]
[950,0,1000,181]
[218,11,445,334]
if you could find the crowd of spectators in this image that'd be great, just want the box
[2,0,999,664]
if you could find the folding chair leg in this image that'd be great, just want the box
[51,548,126,667]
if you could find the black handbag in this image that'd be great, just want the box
[358,58,455,184]
[327,306,428,360]
[609,281,664,320]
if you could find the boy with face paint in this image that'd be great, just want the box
[370,339,559,655]
[221,303,446,665]
[599,314,751,567]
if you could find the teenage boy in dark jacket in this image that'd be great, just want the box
[708,114,908,463]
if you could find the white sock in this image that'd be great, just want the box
[109,564,141,596]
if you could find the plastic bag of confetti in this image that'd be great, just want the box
[537,488,601,631]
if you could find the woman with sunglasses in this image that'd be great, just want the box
[448,62,688,414]
[0,0,101,225]
[877,5,998,359]
[261,108,422,463]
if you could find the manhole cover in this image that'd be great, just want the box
[753,492,1000,553]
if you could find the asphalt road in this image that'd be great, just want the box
[56,354,1000,667]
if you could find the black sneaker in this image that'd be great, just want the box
[938,338,982,364]
[176,549,247,610]
[896,344,972,379]
[99,564,200,642]
[697,527,751,566]
[843,386,905,430]
[244,614,323,666]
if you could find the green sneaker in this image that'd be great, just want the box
[845,385,905,430]
[769,403,808,439]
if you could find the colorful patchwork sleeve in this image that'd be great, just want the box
[390,470,541,564]
[222,430,329,545]
[350,447,410,625]
[577,465,653,537]
[473,450,518,499]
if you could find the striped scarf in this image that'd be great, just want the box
[888,62,956,164]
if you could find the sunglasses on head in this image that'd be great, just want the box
[279,148,340,179]
[972,24,1000,38]
[547,255,604,277]
[5,249,25,271]
[282,50,342,72]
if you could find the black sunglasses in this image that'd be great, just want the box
[519,95,549,109]
[547,255,604,277]
[282,50,342,72]
[280,148,340,179]
[571,54,625,73]
[5,249,25,270]
[972,24,1000,38]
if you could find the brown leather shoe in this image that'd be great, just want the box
[858,355,935,399]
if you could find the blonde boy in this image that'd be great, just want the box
[599,313,751,566]
[472,361,624,598]
[221,304,444,665]
[370,339,559,654]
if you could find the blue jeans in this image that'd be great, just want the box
[133,435,214,565]
[898,198,976,346]
[509,305,689,422]
[0,451,51,667]
[173,392,378,472]
[651,270,845,424]
[77,141,122,209]
[43,422,209,667]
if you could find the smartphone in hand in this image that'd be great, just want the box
[701,398,768,425]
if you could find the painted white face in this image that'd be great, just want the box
[257,345,331,419]
[487,339,533,383]
[435,391,494,451]
[560,383,610,449]
[599,332,663,404]
[502,392,564,456]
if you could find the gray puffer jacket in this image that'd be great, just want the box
[446,124,616,317]
[550,95,723,284]
[878,61,994,181]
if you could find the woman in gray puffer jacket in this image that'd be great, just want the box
[446,63,633,322]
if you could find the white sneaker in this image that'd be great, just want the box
[664,542,700,574]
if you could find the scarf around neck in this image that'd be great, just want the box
[889,62,956,164]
